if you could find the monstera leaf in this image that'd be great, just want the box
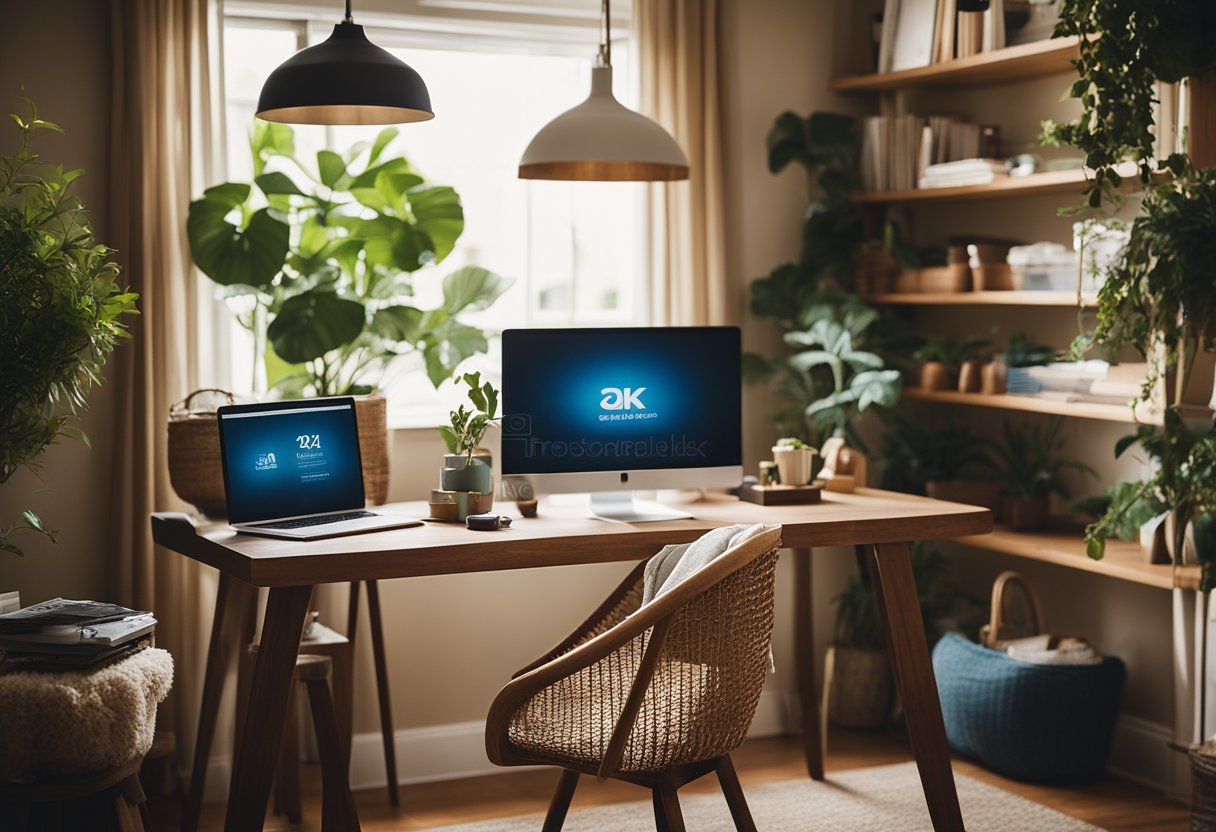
[408,185,463,264]
[187,183,289,288]
[267,289,365,364]
[442,266,512,315]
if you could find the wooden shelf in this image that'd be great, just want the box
[866,291,1094,307]
[853,167,1097,204]
[901,387,1155,424]
[952,526,1199,591]
[830,37,1080,93]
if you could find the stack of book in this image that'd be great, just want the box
[860,115,995,192]
[919,158,1010,189]
[0,598,156,668]
[878,0,1017,73]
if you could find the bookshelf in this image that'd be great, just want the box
[951,527,1200,591]
[852,162,1142,204]
[866,291,1093,307]
[830,37,1081,93]
[900,387,1154,424]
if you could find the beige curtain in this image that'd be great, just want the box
[107,0,226,773]
[635,0,730,326]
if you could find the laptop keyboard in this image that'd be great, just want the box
[251,511,377,530]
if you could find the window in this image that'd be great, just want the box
[220,8,648,425]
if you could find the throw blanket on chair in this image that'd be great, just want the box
[642,523,768,604]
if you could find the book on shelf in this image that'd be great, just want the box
[880,0,1040,72]
[919,157,1010,188]
[861,115,996,192]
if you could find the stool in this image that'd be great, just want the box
[0,758,152,831]
[243,648,361,831]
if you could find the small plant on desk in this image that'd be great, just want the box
[436,372,500,495]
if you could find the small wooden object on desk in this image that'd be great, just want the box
[738,481,823,505]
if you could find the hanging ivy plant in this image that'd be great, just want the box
[1043,0,1216,206]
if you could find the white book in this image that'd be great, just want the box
[889,0,938,71]
[879,0,901,73]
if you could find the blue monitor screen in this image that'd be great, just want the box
[217,399,364,523]
[501,327,741,475]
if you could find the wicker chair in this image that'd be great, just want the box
[485,524,783,832]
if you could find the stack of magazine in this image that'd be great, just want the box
[0,598,156,667]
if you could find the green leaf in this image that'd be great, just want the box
[250,121,295,177]
[421,322,488,387]
[267,289,366,363]
[437,425,459,454]
[371,305,424,342]
[256,171,305,196]
[317,150,347,189]
[368,127,399,167]
[787,349,840,374]
[1086,535,1106,560]
[408,185,464,263]
[442,266,512,314]
[187,182,289,288]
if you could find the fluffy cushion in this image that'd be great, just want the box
[0,647,173,781]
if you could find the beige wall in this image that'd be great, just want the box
[0,0,117,603]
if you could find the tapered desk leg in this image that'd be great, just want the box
[366,580,401,806]
[792,547,824,780]
[225,585,312,832]
[865,542,964,832]
[184,573,257,832]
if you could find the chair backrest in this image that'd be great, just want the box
[489,524,783,778]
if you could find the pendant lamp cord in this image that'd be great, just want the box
[344,0,353,23]
[597,0,611,67]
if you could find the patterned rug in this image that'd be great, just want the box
[433,762,1102,831]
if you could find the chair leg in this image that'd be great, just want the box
[652,780,686,832]
[714,756,757,832]
[366,580,400,807]
[274,686,303,824]
[305,674,362,832]
[541,769,580,832]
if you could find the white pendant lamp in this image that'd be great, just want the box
[518,0,689,181]
[256,0,433,125]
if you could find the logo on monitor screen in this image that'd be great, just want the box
[255,452,278,471]
[600,387,647,411]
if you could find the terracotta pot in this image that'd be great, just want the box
[355,394,390,505]
[826,646,893,729]
[1005,494,1050,531]
[958,359,983,393]
[981,360,1007,395]
[920,362,953,390]
[927,480,1002,518]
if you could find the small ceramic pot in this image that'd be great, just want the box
[1005,494,1049,531]
[958,360,983,393]
[772,445,815,487]
[440,454,492,494]
[920,362,953,391]
[981,360,1007,395]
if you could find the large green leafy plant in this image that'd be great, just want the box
[188,122,510,395]
[1,102,137,554]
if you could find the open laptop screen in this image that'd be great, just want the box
[217,398,365,524]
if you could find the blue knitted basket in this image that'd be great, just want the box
[932,632,1126,783]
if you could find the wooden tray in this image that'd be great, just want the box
[738,482,823,506]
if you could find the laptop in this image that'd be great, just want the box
[216,397,421,540]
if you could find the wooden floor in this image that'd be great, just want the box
[158,729,1188,831]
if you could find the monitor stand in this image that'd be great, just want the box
[588,491,693,523]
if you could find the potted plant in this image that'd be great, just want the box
[991,418,1095,531]
[1,101,137,555]
[771,437,816,486]
[1075,479,1171,562]
[437,371,499,496]
[913,336,990,392]
[186,122,510,505]
[877,418,1000,513]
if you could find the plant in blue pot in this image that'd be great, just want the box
[438,372,498,497]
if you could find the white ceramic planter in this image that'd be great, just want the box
[772,445,815,486]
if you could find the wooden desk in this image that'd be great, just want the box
[153,489,991,832]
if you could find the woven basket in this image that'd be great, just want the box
[1191,741,1216,831]
[167,389,234,518]
[825,645,893,729]
[354,394,389,505]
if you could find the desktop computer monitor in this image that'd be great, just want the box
[501,326,742,521]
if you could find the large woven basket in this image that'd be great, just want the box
[1192,741,1216,831]
[167,391,391,517]
[825,645,893,729]
[167,389,233,518]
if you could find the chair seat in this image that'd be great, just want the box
[0,648,173,782]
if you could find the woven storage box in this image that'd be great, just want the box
[932,633,1125,782]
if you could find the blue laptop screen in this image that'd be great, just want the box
[218,400,364,524]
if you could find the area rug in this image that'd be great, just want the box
[432,762,1102,831]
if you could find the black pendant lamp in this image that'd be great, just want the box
[256,0,433,125]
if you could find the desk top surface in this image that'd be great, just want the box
[151,489,992,587]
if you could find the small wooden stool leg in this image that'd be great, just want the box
[304,669,362,831]
[714,756,756,832]
[542,769,579,832]
[366,580,400,806]
[115,773,149,832]
[274,687,303,824]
